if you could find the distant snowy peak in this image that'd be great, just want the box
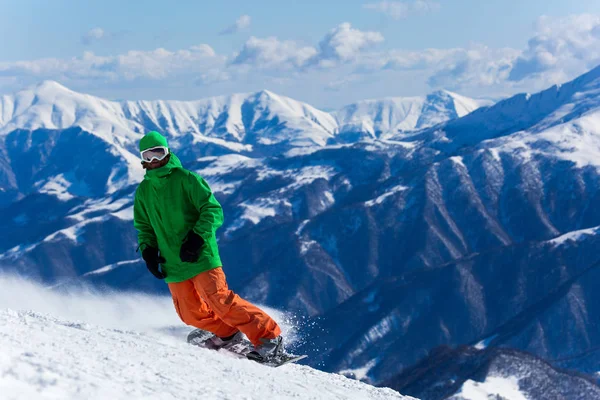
[335,90,490,138]
[334,96,424,138]
[0,80,140,142]
[420,90,489,128]
[120,89,337,148]
[0,81,489,152]
[0,82,336,149]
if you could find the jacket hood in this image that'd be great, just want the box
[140,131,168,152]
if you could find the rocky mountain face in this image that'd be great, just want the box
[384,346,600,400]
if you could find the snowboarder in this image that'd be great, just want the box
[133,131,283,362]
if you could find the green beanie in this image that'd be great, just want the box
[139,131,169,152]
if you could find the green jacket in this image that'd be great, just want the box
[133,133,223,283]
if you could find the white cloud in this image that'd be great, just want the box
[231,36,317,69]
[220,15,252,35]
[426,46,520,89]
[383,48,465,70]
[364,0,440,19]
[508,14,600,82]
[231,23,383,70]
[0,44,225,83]
[195,69,231,85]
[378,14,600,93]
[82,27,106,45]
[1,14,600,107]
[374,45,520,93]
[190,44,217,57]
[417,14,600,94]
[312,23,384,66]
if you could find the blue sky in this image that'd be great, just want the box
[1,0,600,107]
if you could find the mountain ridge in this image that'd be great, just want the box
[0,80,488,148]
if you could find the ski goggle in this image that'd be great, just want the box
[140,146,169,163]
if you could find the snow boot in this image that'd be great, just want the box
[247,336,284,362]
[187,328,216,347]
[204,331,245,350]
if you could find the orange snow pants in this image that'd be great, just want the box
[168,267,281,346]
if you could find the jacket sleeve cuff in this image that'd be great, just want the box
[138,243,152,253]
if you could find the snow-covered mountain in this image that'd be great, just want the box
[0,82,485,207]
[3,66,600,399]
[0,82,486,156]
[0,81,338,155]
[0,82,485,143]
[411,63,600,159]
[334,90,489,141]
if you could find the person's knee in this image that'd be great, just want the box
[180,313,196,326]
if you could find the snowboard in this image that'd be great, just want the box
[250,352,308,368]
[187,328,307,368]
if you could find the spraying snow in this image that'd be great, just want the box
[0,275,415,399]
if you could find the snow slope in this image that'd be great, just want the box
[0,276,415,400]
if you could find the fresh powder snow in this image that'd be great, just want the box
[0,275,416,400]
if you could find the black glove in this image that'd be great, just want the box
[179,230,205,263]
[142,246,167,279]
